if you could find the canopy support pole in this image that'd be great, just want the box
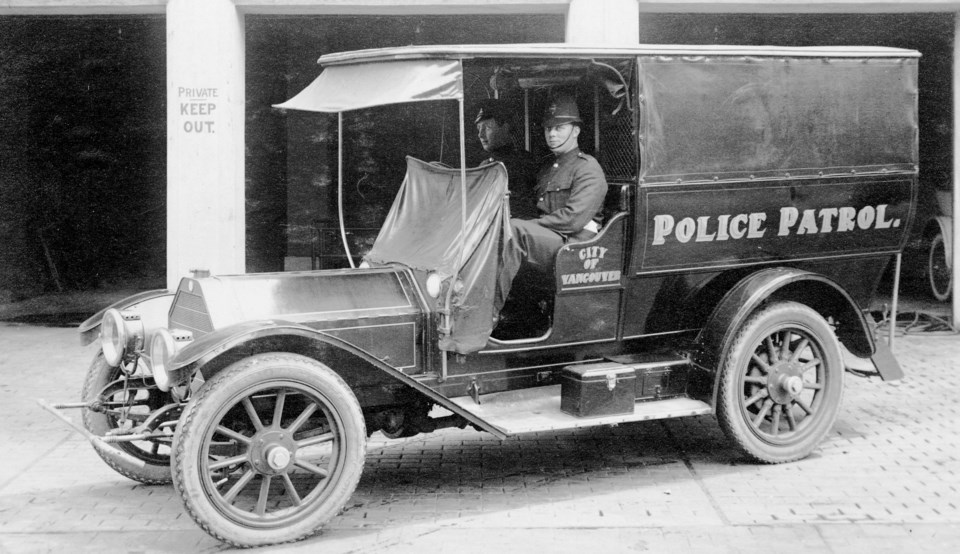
[524,89,531,151]
[594,86,600,151]
[458,99,468,274]
[440,97,469,383]
[337,112,355,269]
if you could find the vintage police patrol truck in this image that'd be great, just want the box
[44,44,915,547]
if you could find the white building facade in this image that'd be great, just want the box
[2,0,958,323]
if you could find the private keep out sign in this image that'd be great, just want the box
[637,178,913,272]
[178,86,218,134]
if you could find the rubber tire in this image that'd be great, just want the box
[81,352,174,485]
[928,232,952,302]
[716,301,844,464]
[171,353,366,547]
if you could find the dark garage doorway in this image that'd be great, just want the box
[0,16,167,302]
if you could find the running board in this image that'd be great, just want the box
[449,385,712,437]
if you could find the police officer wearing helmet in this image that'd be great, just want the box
[474,99,538,219]
[496,93,609,313]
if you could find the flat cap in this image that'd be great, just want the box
[474,99,512,125]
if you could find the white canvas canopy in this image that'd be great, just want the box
[274,59,463,113]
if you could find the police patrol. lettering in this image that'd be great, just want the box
[652,204,900,246]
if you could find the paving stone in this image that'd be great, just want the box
[2,323,960,552]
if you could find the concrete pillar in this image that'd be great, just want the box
[565,0,639,44]
[166,0,245,290]
[953,13,960,327]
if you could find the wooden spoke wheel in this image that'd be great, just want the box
[717,302,844,464]
[172,353,366,547]
[928,231,952,301]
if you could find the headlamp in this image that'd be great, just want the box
[101,309,144,367]
[150,328,175,391]
[426,272,443,298]
[149,328,193,392]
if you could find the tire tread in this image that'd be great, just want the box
[81,353,173,485]
[715,301,844,464]
[171,353,365,548]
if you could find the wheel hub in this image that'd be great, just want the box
[766,362,805,404]
[249,430,298,475]
[784,375,803,396]
[266,446,292,470]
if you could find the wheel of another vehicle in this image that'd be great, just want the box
[928,232,952,301]
[171,353,366,547]
[716,301,844,464]
[81,352,174,484]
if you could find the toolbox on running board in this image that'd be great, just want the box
[560,362,636,417]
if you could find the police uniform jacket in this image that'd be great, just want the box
[484,145,539,220]
[534,148,608,238]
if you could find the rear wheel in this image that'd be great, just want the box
[171,353,366,547]
[928,232,952,301]
[717,302,844,464]
[81,352,174,484]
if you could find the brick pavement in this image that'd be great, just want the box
[1,322,959,553]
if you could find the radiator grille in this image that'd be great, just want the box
[170,286,213,336]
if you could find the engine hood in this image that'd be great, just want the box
[168,267,424,337]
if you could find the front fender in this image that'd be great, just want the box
[167,319,503,437]
[78,289,174,346]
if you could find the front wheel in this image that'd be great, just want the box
[81,352,175,484]
[171,353,366,547]
[716,302,844,464]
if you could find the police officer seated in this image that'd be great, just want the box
[474,99,538,219]
[493,94,609,339]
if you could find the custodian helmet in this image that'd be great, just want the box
[542,94,582,127]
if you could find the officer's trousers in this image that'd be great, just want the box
[495,218,594,313]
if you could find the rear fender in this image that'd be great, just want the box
[78,289,174,346]
[167,320,503,437]
[691,267,893,406]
